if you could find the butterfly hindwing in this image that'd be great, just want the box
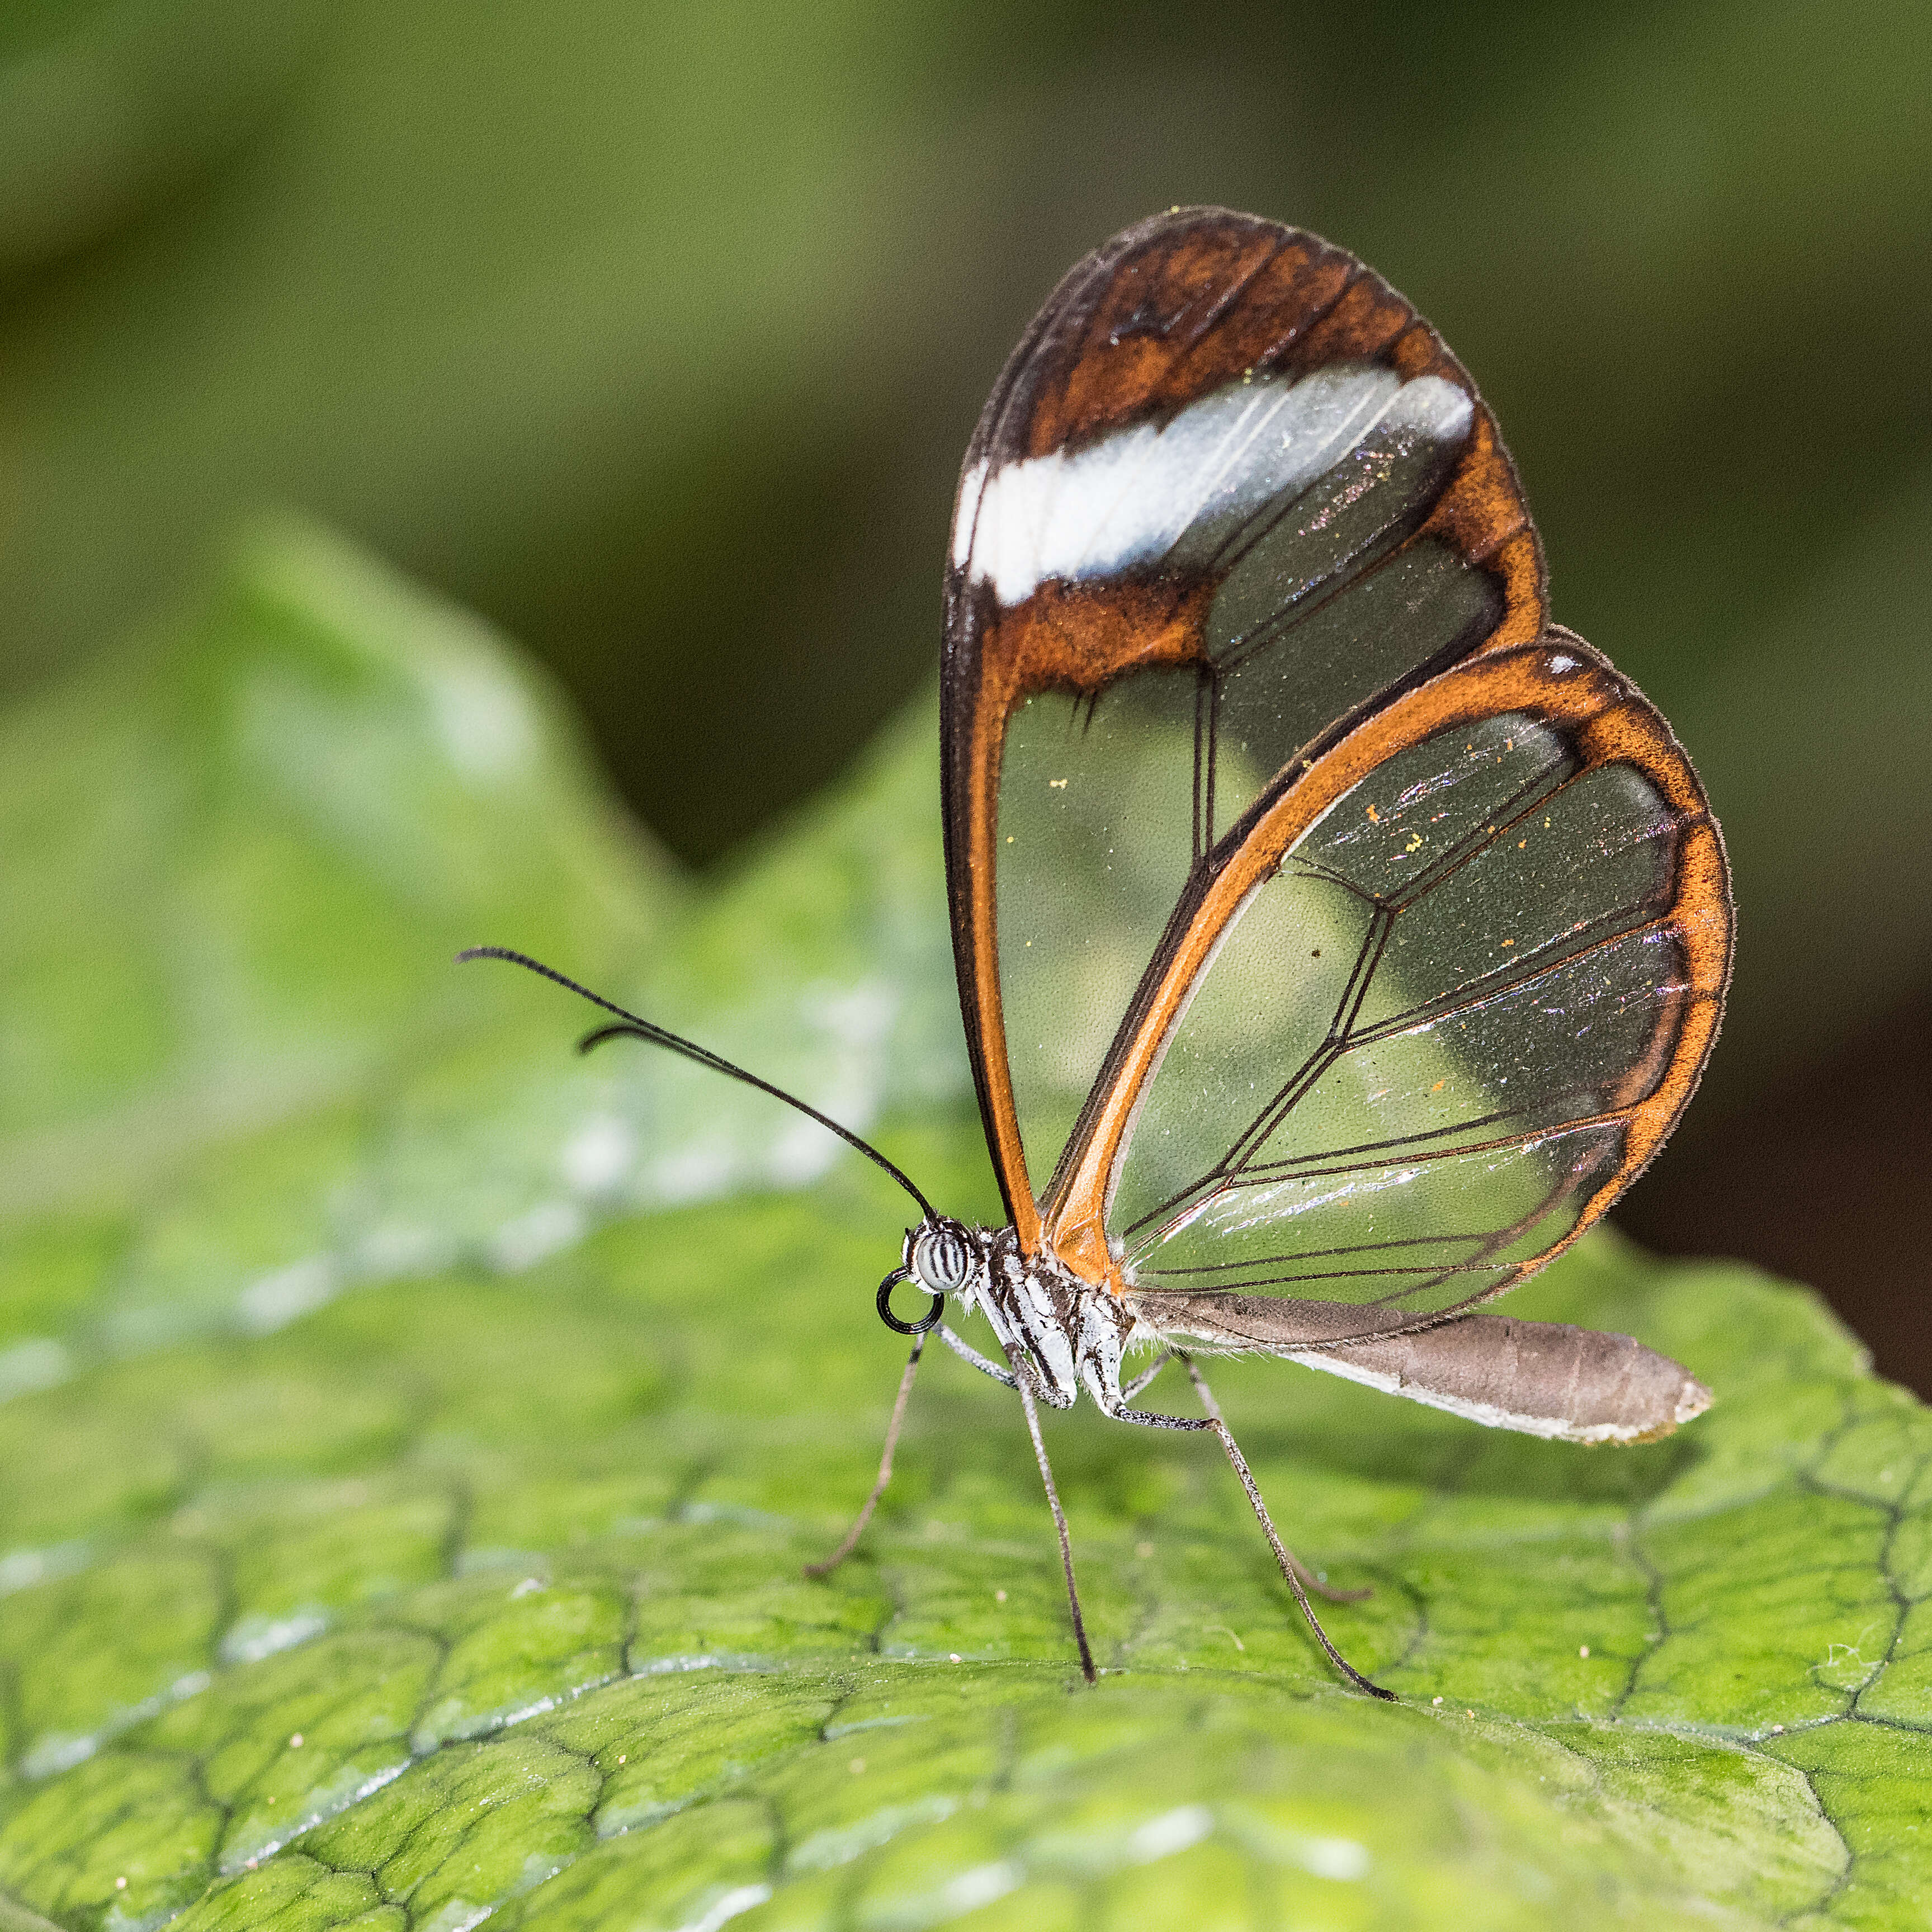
[1043,636,1731,1320]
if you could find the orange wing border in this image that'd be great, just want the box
[1040,635,1733,1310]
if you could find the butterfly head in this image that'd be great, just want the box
[873,1215,986,1335]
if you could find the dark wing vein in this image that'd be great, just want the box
[1340,906,1675,1048]
[1127,1111,1628,1270]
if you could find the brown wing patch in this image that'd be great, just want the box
[966,578,1214,707]
[1429,416,1543,649]
[1023,219,1358,457]
[1273,272,1416,377]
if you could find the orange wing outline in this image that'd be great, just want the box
[1040,637,1733,1310]
[940,207,1544,1243]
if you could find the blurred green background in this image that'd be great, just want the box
[1,0,1927,1378]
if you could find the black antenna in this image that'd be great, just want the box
[457,947,936,1220]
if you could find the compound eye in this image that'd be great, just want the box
[915,1224,971,1293]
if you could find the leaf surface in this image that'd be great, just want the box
[0,527,1925,1930]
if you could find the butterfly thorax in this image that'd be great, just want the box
[944,1224,1136,1413]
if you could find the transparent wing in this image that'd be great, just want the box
[941,208,1544,1245]
[1042,639,1731,1323]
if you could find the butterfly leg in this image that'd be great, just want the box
[937,1324,1019,1387]
[804,1332,927,1580]
[1175,1354,1373,1607]
[1004,1344,1098,1685]
[1121,1347,1173,1402]
[1108,1358,1392,1700]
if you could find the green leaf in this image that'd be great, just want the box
[1,523,1926,1929]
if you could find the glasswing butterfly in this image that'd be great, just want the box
[466,207,1733,1698]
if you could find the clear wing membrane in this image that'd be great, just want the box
[994,669,1201,1191]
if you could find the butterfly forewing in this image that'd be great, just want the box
[942,209,1544,1241]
